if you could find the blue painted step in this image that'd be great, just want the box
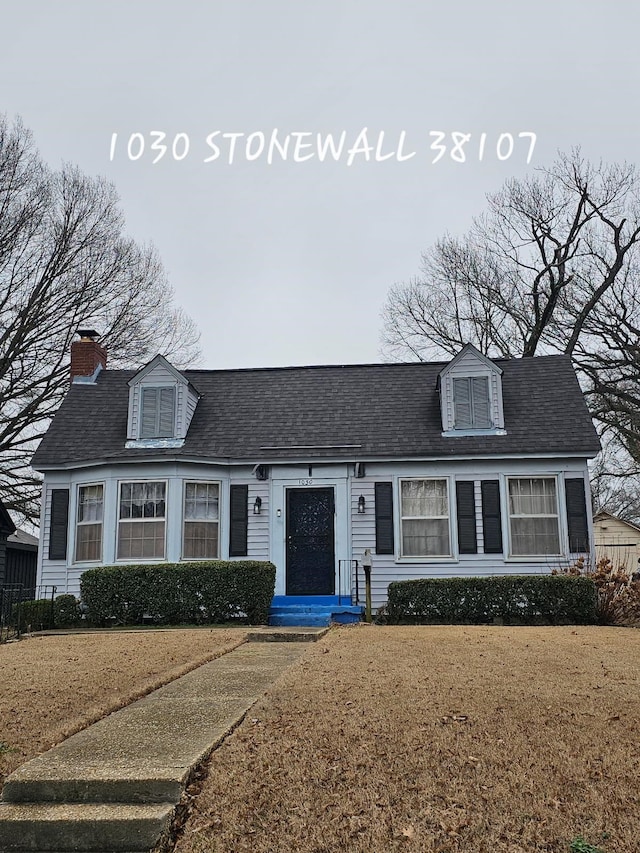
[269,595,363,627]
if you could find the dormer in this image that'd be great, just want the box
[125,355,200,448]
[438,344,506,436]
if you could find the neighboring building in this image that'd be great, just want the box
[5,529,39,592]
[593,510,640,572]
[0,498,38,594]
[0,498,17,588]
[31,335,601,612]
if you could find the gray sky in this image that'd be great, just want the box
[2,1,639,369]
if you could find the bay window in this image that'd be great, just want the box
[507,477,560,556]
[400,478,451,557]
[183,482,220,559]
[117,481,166,560]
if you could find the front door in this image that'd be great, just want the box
[286,488,335,595]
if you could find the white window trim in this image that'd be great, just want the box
[115,478,168,562]
[182,479,222,560]
[73,481,105,564]
[396,476,457,562]
[504,474,564,560]
[138,385,178,440]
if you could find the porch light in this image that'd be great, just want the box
[253,496,262,515]
[357,495,366,514]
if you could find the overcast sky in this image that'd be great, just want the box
[2,1,639,369]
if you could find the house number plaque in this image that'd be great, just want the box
[298,478,314,486]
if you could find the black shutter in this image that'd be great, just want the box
[456,481,477,554]
[49,489,69,560]
[565,478,589,553]
[481,480,503,554]
[374,482,394,555]
[229,484,248,557]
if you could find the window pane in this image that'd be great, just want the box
[509,478,557,515]
[78,485,103,523]
[510,517,560,555]
[117,520,165,560]
[76,523,102,561]
[402,519,450,556]
[401,480,448,517]
[185,482,219,520]
[183,521,219,559]
[119,482,166,520]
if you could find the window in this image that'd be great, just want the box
[508,477,560,556]
[453,376,491,429]
[117,481,166,560]
[75,484,103,562]
[140,387,176,438]
[183,482,220,559]
[400,479,450,557]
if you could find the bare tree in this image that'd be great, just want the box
[0,116,201,524]
[382,149,640,512]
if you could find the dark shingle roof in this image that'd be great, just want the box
[31,355,600,469]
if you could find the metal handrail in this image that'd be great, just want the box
[337,560,359,605]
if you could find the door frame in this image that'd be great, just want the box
[285,486,336,595]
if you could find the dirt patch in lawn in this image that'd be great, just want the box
[172,625,640,853]
[0,628,246,784]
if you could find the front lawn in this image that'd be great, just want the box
[173,625,640,853]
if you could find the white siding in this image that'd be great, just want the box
[248,482,270,559]
[38,483,72,595]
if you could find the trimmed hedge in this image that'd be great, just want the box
[80,561,276,626]
[386,575,598,625]
[15,599,55,631]
[11,595,82,631]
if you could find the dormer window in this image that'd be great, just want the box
[453,377,491,429]
[140,387,176,438]
[439,343,506,436]
[125,354,200,448]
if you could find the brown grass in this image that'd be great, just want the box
[0,628,246,784]
[174,625,640,853]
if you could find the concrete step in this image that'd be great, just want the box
[269,612,332,627]
[0,802,173,852]
[246,627,329,642]
[268,602,363,627]
[2,694,256,804]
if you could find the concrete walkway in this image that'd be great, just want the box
[0,629,327,852]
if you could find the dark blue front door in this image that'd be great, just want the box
[286,488,335,595]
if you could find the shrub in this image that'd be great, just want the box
[386,575,598,625]
[11,595,83,631]
[16,599,55,631]
[54,594,83,627]
[80,561,276,626]
[554,556,640,626]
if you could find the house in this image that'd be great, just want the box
[31,334,601,619]
[593,510,640,572]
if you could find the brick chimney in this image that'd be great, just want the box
[70,329,107,381]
